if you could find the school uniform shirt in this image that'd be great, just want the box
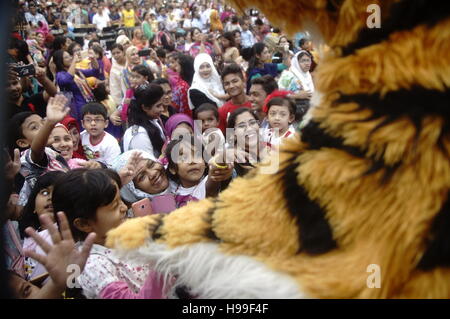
[262,125,296,149]
[80,131,121,167]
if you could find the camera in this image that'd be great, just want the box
[11,64,36,77]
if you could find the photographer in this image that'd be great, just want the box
[7,64,57,119]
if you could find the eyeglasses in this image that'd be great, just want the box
[83,118,105,124]
[236,119,259,130]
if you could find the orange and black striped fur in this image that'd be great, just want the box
[107,0,450,298]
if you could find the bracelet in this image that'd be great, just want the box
[212,157,228,169]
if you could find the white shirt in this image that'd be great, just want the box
[123,121,166,158]
[109,60,126,105]
[170,176,208,201]
[93,12,111,31]
[80,131,121,167]
[262,125,296,148]
[76,244,151,299]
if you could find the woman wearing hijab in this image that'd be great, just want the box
[278,50,314,116]
[188,53,228,111]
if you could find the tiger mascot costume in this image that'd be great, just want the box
[107,0,450,298]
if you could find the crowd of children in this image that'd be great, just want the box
[3,0,318,299]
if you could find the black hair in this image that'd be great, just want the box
[227,107,258,129]
[254,18,264,26]
[81,102,108,120]
[52,168,122,241]
[52,49,66,72]
[193,103,219,121]
[52,35,67,51]
[231,16,239,24]
[250,75,278,95]
[298,38,309,49]
[131,64,154,82]
[266,96,296,116]
[298,50,312,61]
[88,39,100,49]
[247,42,266,73]
[128,84,165,157]
[67,42,81,56]
[91,44,103,59]
[221,31,236,48]
[156,48,166,59]
[19,171,65,238]
[165,135,205,184]
[8,112,36,154]
[152,78,170,86]
[189,27,202,40]
[174,53,194,86]
[221,63,244,81]
[110,43,124,52]
[92,83,108,102]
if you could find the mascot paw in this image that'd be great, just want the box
[106,215,160,250]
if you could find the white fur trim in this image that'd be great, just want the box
[114,242,308,299]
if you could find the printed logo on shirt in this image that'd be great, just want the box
[83,146,100,160]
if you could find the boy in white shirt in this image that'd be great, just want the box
[80,103,121,167]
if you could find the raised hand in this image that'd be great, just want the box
[118,151,147,186]
[46,95,70,124]
[24,212,96,291]
[4,148,21,181]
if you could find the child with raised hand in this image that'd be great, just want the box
[51,168,167,299]
[261,91,297,151]
[6,212,96,299]
[165,136,233,208]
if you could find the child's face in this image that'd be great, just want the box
[129,71,146,89]
[89,183,128,246]
[197,110,219,132]
[18,114,44,148]
[267,105,294,133]
[8,273,41,299]
[68,125,80,148]
[133,159,169,194]
[34,186,55,219]
[171,123,193,140]
[82,113,108,138]
[49,126,74,160]
[172,143,206,188]
[142,98,165,119]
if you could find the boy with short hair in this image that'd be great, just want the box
[218,63,252,133]
[80,102,121,167]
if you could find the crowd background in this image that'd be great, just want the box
[2,0,323,299]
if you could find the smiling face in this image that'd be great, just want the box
[199,62,212,79]
[192,28,202,43]
[249,84,267,112]
[129,71,147,89]
[127,47,141,65]
[49,126,74,161]
[134,159,169,194]
[63,51,73,68]
[7,77,23,102]
[142,97,165,120]
[234,111,260,150]
[160,83,173,107]
[112,47,125,64]
[223,73,245,98]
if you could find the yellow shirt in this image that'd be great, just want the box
[122,9,135,28]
